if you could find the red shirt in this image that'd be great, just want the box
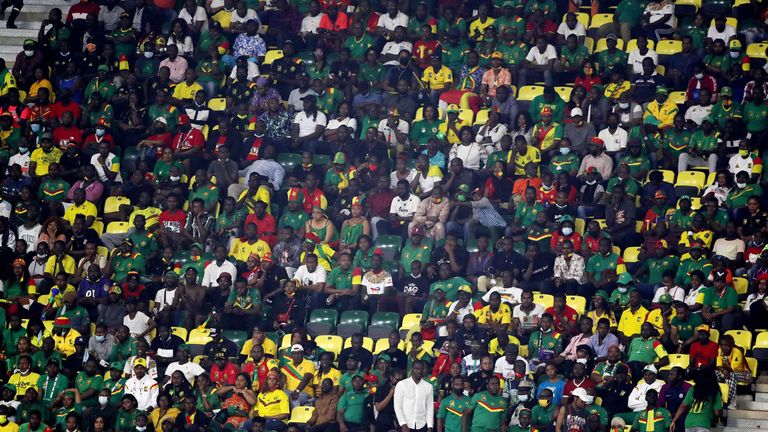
[83,133,116,151]
[244,136,262,161]
[159,209,187,233]
[550,231,583,252]
[243,358,279,391]
[172,128,204,153]
[51,101,82,122]
[431,353,463,378]
[536,185,558,206]
[300,187,327,214]
[563,376,596,398]
[366,190,395,218]
[244,213,277,247]
[53,126,84,150]
[66,1,99,23]
[210,362,240,386]
[689,340,719,368]
[413,39,441,70]
[318,11,349,32]
[545,305,579,334]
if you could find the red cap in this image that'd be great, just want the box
[373,248,384,256]
[178,114,190,125]
[590,137,605,146]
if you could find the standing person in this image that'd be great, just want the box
[670,367,723,431]
[462,375,508,432]
[394,360,434,432]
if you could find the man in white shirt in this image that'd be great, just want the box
[556,12,586,45]
[626,365,665,411]
[378,108,410,147]
[627,36,658,75]
[163,345,206,386]
[202,245,238,288]
[394,360,434,431]
[124,358,159,411]
[376,0,409,39]
[706,16,736,44]
[292,94,328,154]
[597,114,628,155]
[728,141,757,177]
[287,73,317,112]
[380,179,420,238]
[521,36,556,85]
[299,1,323,36]
[683,88,713,126]
[293,253,327,291]
[381,26,413,66]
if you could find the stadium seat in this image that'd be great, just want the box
[276,152,302,172]
[668,91,686,105]
[674,171,706,195]
[725,329,752,352]
[375,235,403,261]
[656,40,683,56]
[747,43,768,60]
[368,312,400,339]
[634,221,645,233]
[623,246,641,263]
[414,106,445,121]
[674,0,701,15]
[646,169,675,184]
[314,335,344,356]
[719,382,729,404]
[97,246,109,256]
[171,326,188,341]
[474,109,490,125]
[733,277,748,295]
[343,336,375,352]
[517,85,545,102]
[584,37,595,54]
[188,328,213,345]
[625,39,655,52]
[106,221,130,235]
[660,354,690,370]
[337,310,370,338]
[753,332,768,362]
[104,196,131,214]
[373,338,390,354]
[312,154,331,167]
[563,12,590,28]
[207,97,227,111]
[399,313,422,338]
[588,13,613,30]
[446,104,474,124]
[594,38,624,52]
[263,49,284,65]
[534,293,554,309]
[307,309,339,336]
[745,357,758,378]
[91,220,104,236]
[567,295,586,314]
[554,86,573,101]
[222,330,248,350]
[575,218,586,236]
[288,406,315,424]
[709,328,719,343]
[709,17,738,29]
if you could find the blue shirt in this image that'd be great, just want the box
[537,379,566,406]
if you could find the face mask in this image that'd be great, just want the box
[561,227,573,236]
[368,163,378,171]
[618,287,628,294]
[136,427,147,432]
[31,124,41,133]
[586,180,596,185]
[576,358,588,364]
[18,146,28,153]
[618,102,629,109]
[729,51,739,58]
[538,399,550,407]
[24,50,34,57]
[170,175,181,182]
[95,335,106,342]
[98,396,109,405]
[399,58,409,66]
[583,395,595,404]
[739,149,749,157]
[583,67,593,76]
[695,73,704,79]
[95,128,105,137]
[518,394,529,402]
[736,182,747,188]
[560,147,570,155]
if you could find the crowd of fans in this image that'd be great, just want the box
[0,0,766,430]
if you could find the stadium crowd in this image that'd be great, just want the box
[0,0,766,430]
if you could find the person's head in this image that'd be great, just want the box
[539,388,553,407]
[411,359,426,379]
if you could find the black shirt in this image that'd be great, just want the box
[528,252,556,281]
[337,347,374,372]
[468,370,495,393]
[398,274,430,298]
[202,336,239,359]
[491,250,527,274]
[455,327,489,353]
[383,348,408,372]
[430,246,469,274]
[373,381,397,429]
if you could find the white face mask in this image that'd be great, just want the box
[98,396,109,405]
[618,102,629,109]
[95,128,105,137]
[586,180,596,185]
[695,73,704,79]
[24,50,34,57]
[170,175,181,182]
[736,182,747,188]
[95,335,106,342]
[618,287,628,294]
[561,227,573,236]
[144,51,154,58]
[576,358,588,364]
[729,51,739,58]
[136,427,147,432]
[18,146,28,153]
[560,147,570,155]
[518,394,529,402]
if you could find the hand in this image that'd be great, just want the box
[670,423,676,432]
[291,390,299,400]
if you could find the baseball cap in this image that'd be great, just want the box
[643,364,657,374]
[617,273,633,285]
[133,357,148,368]
[458,285,473,294]
[571,387,589,401]
[658,294,673,304]
[571,107,583,117]
[696,324,711,333]
[290,344,304,353]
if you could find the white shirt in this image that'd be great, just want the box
[712,237,745,261]
[123,311,152,342]
[651,286,685,303]
[389,194,420,217]
[0,199,10,219]
[627,379,665,411]
[416,172,441,194]
[164,361,206,384]
[202,260,238,287]
[394,377,434,428]
[8,152,30,176]
[154,288,178,312]
[482,286,523,305]
[294,111,327,138]
[326,116,358,133]
[178,6,209,32]
[683,104,712,125]
[449,142,487,171]
[644,2,676,27]
[627,49,659,74]
[475,123,508,148]
[377,118,409,145]
[17,223,41,252]
[381,41,413,66]
[446,301,475,321]
[389,170,417,189]
[706,25,736,44]
[494,355,530,378]
[294,264,327,286]
[728,154,755,177]
[230,8,258,24]
[229,62,260,81]
[684,285,707,307]
[556,22,586,39]
[525,45,557,65]
[512,304,545,330]
[124,374,159,411]
[377,11,409,31]
[90,152,123,183]
[287,88,317,112]
[122,355,158,379]
[597,126,629,152]
[300,13,323,33]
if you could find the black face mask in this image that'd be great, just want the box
[398,58,409,66]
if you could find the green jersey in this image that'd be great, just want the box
[549,153,580,175]
[37,373,70,405]
[469,391,507,432]
[618,154,650,177]
[338,388,368,424]
[586,252,621,282]
[727,184,763,209]
[515,202,544,229]
[528,329,563,362]
[400,241,432,272]
[278,209,308,232]
[410,119,440,146]
[632,408,671,432]
[75,371,104,407]
[596,49,628,73]
[682,387,722,428]
[38,178,70,202]
[616,0,648,24]
[640,256,680,285]
[438,394,472,432]
[689,130,719,153]
[103,376,127,406]
[429,276,470,302]
[344,34,375,60]
[326,266,356,291]
[743,101,768,133]
[670,313,703,342]
[129,230,157,258]
[662,128,691,157]
[674,257,712,286]
[702,286,738,313]
[710,101,743,129]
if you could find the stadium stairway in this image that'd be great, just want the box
[725,372,768,431]
[0,0,70,67]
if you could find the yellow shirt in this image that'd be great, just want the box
[617,305,649,338]
[229,238,271,262]
[149,406,180,432]
[237,186,272,213]
[645,308,676,336]
[240,338,278,358]
[129,206,163,227]
[53,328,82,357]
[587,309,617,332]
[469,17,495,40]
[44,254,77,276]
[717,347,749,373]
[421,65,453,90]
[281,358,316,396]
[513,146,542,175]
[438,119,471,145]
[679,230,714,249]
[476,303,512,325]
[299,245,336,271]
[172,81,204,101]
[30,147,63,176]
[255,389,290,419]
[643,99,678,129]
[8,371,40,398]
[313,367,342,388]
[64,201,98,225]
[212,9,233,29]
[0,421,20,432]
[29,79,54,101]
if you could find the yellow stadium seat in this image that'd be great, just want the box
[594,38,624,52]
[517,85,544,102]
[755,331,768,349]
[668,91,686,105]
[674,170,706,191]
[374,338,391,354]
[689,197,701,210]
[18,90,27,103]
[623,246,641,263]
[612,245,621,255]
[446,104,474,124]
[710,328,719,343]
[280,333,313,350]
[315,335,344,356]
[675,0,701,12]
[534,293,553,309]
[474,109,490,125]
[567,295,586,315]
[720,382,729,403]
[97,246,109,256]
[192,355,206,364]
[656,39,683,55]
[201,124,209,140]
[104,196,131,214]
[626,38,655,52]
[706,171,717,186]
[289,406,315,424]
[655,64,665,76]
[588,13,613,29]
[594,219,608,229]
[106,221,130,234]
[555,86,573,101]
[90,220,104,236]
[208,97,227,112]
[343,336,374,352]
[646,169,675,184]
[400,313,422,330]
[188,328,213,345]
[562,12,590,28]
[661,354,690,370]
[171,326,188,341]
[263,49,284,66]
[733,277,748,295]
[38,294,50,305]
[634,220,645,233]
[575,218,586,236]
[584,37,595,54]
[725,329,752,352]
[405,339,436,357]
[745,357,758,378]
[709,17,738,29]
[414,106,445,121]
[747,43,768,60]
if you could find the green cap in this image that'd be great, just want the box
[658,294,673,303]
[333,152,346,164]
[377,353,392,363]
[595,290,610,302]
[458,184,471,193]
[617,273,633,285]
[655,86,668,95]
[23,39,35,47]
[178,344,191,352]
[110,361,126,371]
[720,87,733,97]
[3,383,16,393]
[190,243,204,251]
[97,64,109,72]
[559,215,574,224]
[678,195,691,201]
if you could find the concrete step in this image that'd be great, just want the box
[758,376,768,384]
[729,409,768,420]
[722,428,766,432]
[739,402,768,411]
[728,417,768,428]
[756,383,768,392]
[755,393,768,402]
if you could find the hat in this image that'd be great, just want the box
[690,241,703,250]
[190,242,204,251]
[351,195,363,208]
[110,361,125,371]
[97,64,109,73]
[287,187,304,203]
[108,285,122,295]
[120,11,130,18]
[373,248,384,257]
[696,324,711,333]
[655,87,669,95]
[729,39,742,50]
[560,215,574,224]
[3,384,16,393]
[605,33,618,41]
[23,39,35,47]
[571,388,589,401]
[458,285,473,294]
[154,117,167,125]
[178,114,190,125]
[540,106,552,116]
[654,190,667,199]
[410,225,425,236]
[133,357,148,368]
[491,51,503,59]
[643,364,657,374]
[617,273,633,285]
[571,107,583,117]
[178,344,191,352]
[54,317,72,328]
[301,94,316,102]
[590,137,605,146]
[12,258,25,267]
[658,294,673,304]
[377,353,392,363]
[74,336,86,345]
[457,184,471,193]
[290,344,304,353]
[595,290,610,303]
[447,107,460,114]
[304,232,320,244]
[388,108,399,117]
[40,132,53,141]
[333,152,346,164]
[720,87,733,97]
